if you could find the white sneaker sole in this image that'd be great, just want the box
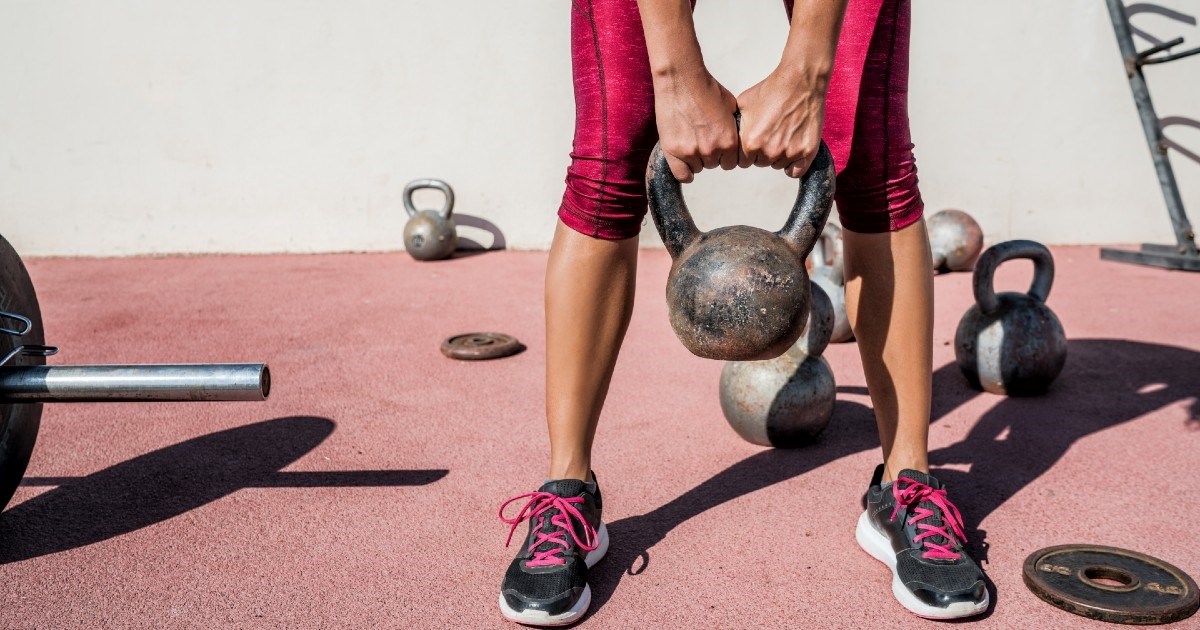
[499,522,610,627]
[855,511,989,620]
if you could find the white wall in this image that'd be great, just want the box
[1,1,1197,256]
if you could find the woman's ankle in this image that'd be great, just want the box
[546,462,593,482]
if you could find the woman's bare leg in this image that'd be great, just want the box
[544,221,639,481]
[842,218,933,482]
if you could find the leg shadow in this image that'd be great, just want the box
[0,416,448,564]
[587,400,877,615]
[588,338,1200,617]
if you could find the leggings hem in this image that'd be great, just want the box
[558,199,643,241]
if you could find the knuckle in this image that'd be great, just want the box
[663,142,694,159]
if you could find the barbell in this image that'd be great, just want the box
[0,233,269,513]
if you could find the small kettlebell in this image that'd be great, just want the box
[719,281,837,447]
[647,141,835,361]
[955,240,1066,396]
[403,179,457,261]
[808,223,853,343]
[927,209,984,272]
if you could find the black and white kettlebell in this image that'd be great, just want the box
[955,240,1066,395]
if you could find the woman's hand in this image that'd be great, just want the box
[636,0,738,182]
[653,69,740,183]
[737,0,845,178]
[736,67,828,178]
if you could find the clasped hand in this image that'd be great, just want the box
[654,67,826,183]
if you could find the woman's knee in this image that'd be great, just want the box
[559,153,653,240]
[834,147,924,233]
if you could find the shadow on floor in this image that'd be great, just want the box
[454,213,507,254]
[0,416,448,564]
[587,338,1200,618]
[587,398,878,617]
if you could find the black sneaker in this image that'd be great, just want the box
[856,465,988,619]
[497,476,608,626]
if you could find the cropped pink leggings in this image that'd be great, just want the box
[560,0,921,239]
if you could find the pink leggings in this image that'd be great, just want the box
[560,0,921,239]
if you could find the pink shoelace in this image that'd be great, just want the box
[890,477,968,561]
[499,491,599,568]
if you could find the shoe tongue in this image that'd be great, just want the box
[896,469,940,489]
[539,478,587,498]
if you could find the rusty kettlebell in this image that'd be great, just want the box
[403,179,457,261]
[927,209,984,272]
[955,240,1066,396]
[719,280,837,447]
[647,141,835,361]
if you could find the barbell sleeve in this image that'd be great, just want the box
[0,364,270,402]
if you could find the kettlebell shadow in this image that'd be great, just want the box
[0,416,448,564]
[449,213,508,259]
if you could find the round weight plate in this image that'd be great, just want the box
[440,333,524,361]
[1023,544,1199,625]
[0,233,46,513]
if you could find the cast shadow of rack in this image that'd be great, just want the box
[1126,4,1200,166]
[585,338,1200,619]
[1125,2,1196,47]
[0,416,448,564]
[1161,117,1200,167]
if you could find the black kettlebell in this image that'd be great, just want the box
[955,240,1067,395]
[403,179,457,261]
[647,141,835,361]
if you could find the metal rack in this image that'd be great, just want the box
[1100,0,1200,271]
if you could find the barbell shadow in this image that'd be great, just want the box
[21,470,448,488]
[585,339,1199,621]
[0,416,448,565]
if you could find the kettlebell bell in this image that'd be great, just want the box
[403,179,457,261]
[927,209,984,273]
[808,223,853,343]
[955,240,1066,396]
[809,222,844,284]
[719,280,837,447]
[647,141,835,361]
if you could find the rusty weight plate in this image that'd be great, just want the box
[440,333,524,361]
[0,233,47,513]
[1023,544,1199,625]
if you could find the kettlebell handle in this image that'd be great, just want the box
[646,141,836,260]
[973,239,1055,314]
[403,179,455,219]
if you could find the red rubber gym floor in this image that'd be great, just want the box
[2,246,1198,628]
